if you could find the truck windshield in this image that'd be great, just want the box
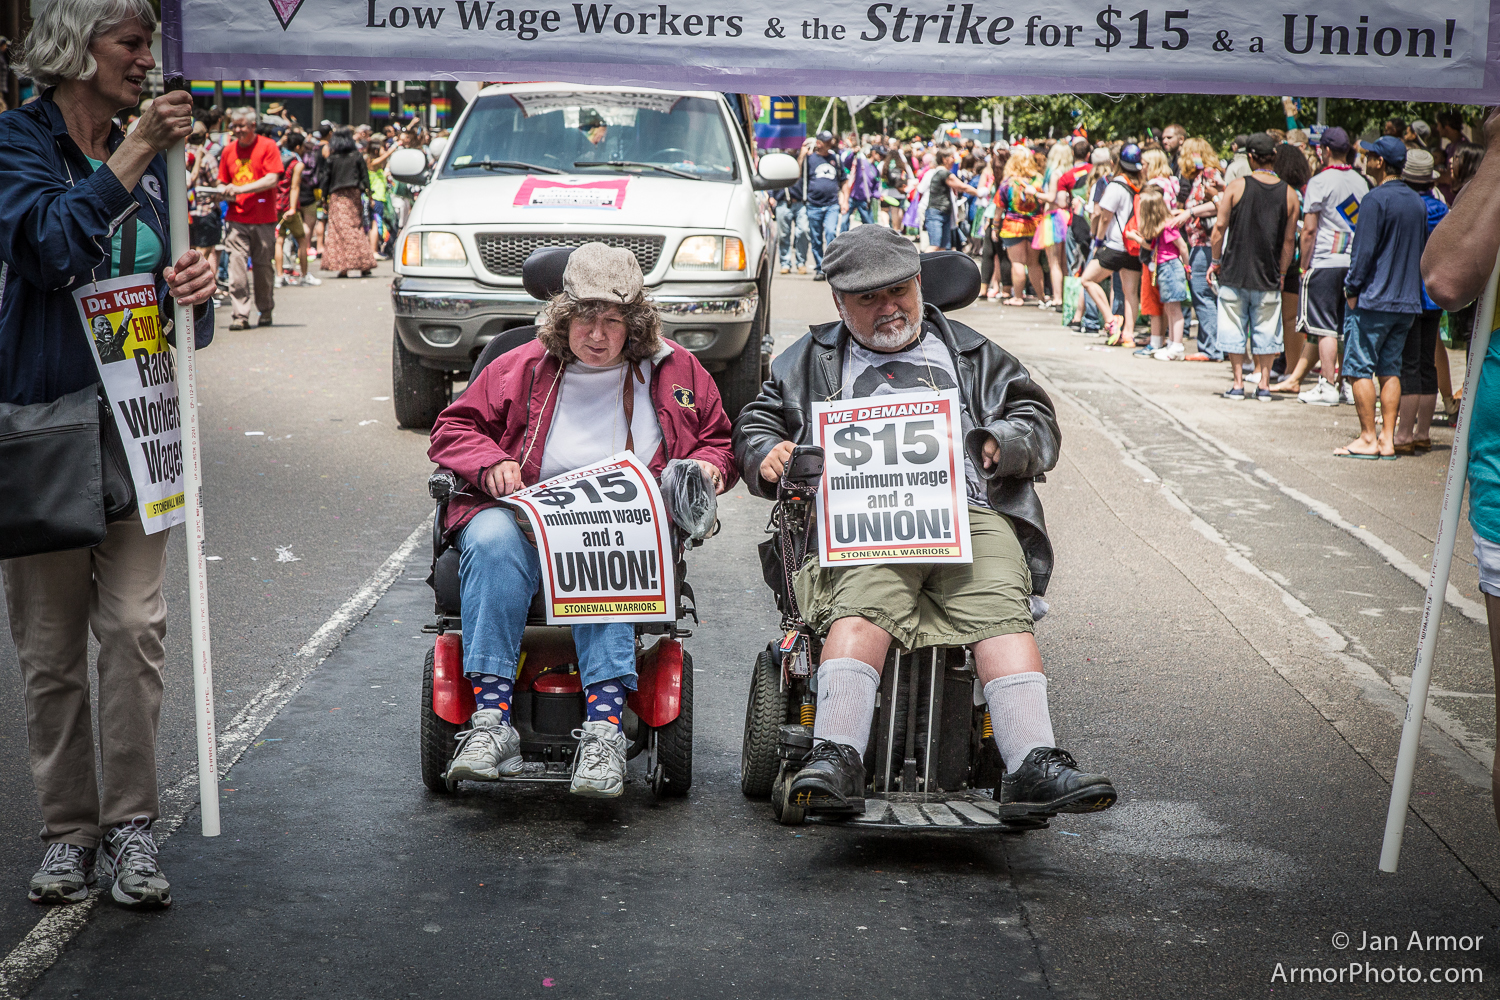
[442,92,738,182]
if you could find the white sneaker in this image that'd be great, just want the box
[1340,381,1355,406]
[274,274,286,288]
[301,274,322,287]
[1153,342,1185,361]
[569,720,627,798]
[444,709,523,781]
[1298,377,1341,406]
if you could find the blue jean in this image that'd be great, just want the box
[1342,307,1415,380]
[776,201,808,268]
[1188,245,1220,359]
[805,203,839,272]
[1217,285,1282,356]
[456,507,637,689]
[839,199,875,232]
[924,207,953,251]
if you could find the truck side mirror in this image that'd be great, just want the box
[752,152,799,191]
[389,148,431,186]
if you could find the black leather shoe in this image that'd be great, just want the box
[787,740,865,812]
[257,312,273,327]
[1000,747,1117,814]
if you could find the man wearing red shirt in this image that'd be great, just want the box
[218,108,282,329]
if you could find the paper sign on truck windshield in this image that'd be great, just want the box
[812,389,972,567]
[502,452,676,625]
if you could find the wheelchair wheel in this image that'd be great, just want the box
[651,649,693,799]
[420,647,460,794]
[740,647,786,798]
[770,764,805,826]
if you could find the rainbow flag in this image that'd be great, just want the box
[754,96,805,151]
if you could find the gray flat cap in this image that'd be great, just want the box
[563,242,643,303]
[822,225,921,294]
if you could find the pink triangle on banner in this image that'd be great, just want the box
[268,0,305,30]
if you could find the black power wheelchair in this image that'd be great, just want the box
[420,248,700,800]
[739,251,1055,833]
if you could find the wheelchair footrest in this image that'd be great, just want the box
[804,792,1049,832]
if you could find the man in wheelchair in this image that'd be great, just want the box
[428,243,736,796]
[733,225,1116,816]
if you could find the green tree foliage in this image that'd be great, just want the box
[818,93,1487,152]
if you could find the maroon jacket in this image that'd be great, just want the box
[428,339,739,537]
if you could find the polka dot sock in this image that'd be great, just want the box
[584,679,627,730]
[469,673,514,724]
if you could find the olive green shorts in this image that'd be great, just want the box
[792,506,1034,651]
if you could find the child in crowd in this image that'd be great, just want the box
[1133,186,1192,361]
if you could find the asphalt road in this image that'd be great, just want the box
[2,262,1498,998]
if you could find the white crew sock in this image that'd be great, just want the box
[812,657,881,756]
[984,672,1055,769]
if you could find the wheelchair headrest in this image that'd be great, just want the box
[919,251,981,313]
[522,247,574,301]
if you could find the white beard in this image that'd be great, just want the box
[839,294,924,353]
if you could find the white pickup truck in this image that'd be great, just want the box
[387,84,798,427]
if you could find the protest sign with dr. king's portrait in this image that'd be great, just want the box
[73,273,185,535]
[502,452,677,625]
[812,389,972,567]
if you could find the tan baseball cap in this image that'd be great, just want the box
[562,243,643,304]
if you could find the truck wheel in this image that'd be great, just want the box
[715,279,768,420]
[651,650,693,798]
[421,646,460,794]
[740,647,786,798]
[392,327,450,429]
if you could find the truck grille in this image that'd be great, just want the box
[473,234,665,278]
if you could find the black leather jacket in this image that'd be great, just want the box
[732,304,1060,594]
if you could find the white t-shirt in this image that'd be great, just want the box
[1097,179,1136,252]
[539,358,662,480]
[1302,165,1370,270]
[841,327,988,507]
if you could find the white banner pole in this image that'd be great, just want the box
[162,0,222,838]
[1378,259,1498,872]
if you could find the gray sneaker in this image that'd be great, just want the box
[28,843,96,904]
[444,709,523,781]
[99,816,170,908]
[570,721,627,798]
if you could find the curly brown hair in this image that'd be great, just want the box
[536,294,662,365]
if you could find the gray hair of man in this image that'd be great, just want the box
[832,284,927,353]
[228,106,258,123]
[18,0,156,87]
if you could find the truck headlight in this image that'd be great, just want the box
[673,236,745,271]
[402,231,468,267]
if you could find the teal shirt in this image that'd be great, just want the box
[1469,303,1500,544]
[85,156,165,278]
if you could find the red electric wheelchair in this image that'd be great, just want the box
[419,248,698,800]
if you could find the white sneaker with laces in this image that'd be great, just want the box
[570,720,627,798]
[444,709,523,781]
[99,816,169,908]
[301,274,323,286]
[1299,377,1341,406]
[1153,342,1185,361]
[1340,380,1355,406]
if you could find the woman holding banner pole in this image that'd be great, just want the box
[428,244,737,798]
[0,0,214,907]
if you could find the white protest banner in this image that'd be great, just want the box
[185,0,1499,103]
[502,452,677,625]
[812,389,971,567]
[73,274,186,535]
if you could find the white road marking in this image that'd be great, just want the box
[0,516,432,1000]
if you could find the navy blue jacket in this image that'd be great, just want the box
[0,92,214,406]
[1344,179,1429,315]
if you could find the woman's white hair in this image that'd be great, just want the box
[19,0,157,88]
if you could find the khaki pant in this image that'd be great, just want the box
[225,220,276,321]
[1,514,168,847]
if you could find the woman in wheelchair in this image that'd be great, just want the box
[427,243,736,796]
